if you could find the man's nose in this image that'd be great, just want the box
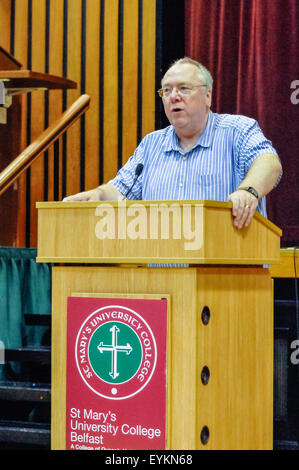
[169,88,181,100]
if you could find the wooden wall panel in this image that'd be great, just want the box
[66,0,82,197]
[0,1,11,52]
[122,0,139,165]
[142,0,156,137]
[3,0,157,247]
[30,0,46,246]
[48,0,64,204]
[85,0,100,190]
[0,1,16,247]
[14,0,29,247]
[103,0,119,183]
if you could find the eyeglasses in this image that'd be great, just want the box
[157,84,207,98]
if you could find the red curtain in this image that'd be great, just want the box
[185,0,299,246]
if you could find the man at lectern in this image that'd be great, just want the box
[63,57,282,230]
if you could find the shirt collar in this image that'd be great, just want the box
[164,110,215,152]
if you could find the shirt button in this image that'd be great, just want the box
[183,156,187,161]
[179,183,183,187]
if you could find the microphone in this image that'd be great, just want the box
[124,163,143,199]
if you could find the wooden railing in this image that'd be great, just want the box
[0,94,90,196]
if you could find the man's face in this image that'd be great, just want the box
[161,63,212,135]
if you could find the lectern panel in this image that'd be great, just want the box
[51,265,273,450]
[37,201,282,265]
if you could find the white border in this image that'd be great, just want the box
[74,304,158,400]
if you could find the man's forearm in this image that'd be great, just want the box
[96,184,124,200]
[237,153,282,198]
[228,153,282,229]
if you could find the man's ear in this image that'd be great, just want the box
[206,89,212,108]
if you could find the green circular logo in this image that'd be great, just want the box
[88,321,142,384]
[75,305,158,400]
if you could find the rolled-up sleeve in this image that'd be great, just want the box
[235,117,282,186]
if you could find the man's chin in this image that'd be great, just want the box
[169,117,187,128]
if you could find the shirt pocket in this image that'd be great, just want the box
[198,174,221,186]
[193,173,225,200]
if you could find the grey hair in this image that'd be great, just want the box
[163,57,213,91]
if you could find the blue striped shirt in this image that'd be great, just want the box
[109,111,280,218]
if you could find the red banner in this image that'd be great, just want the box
[66,296,168,450]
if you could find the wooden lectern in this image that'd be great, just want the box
[36,200,282,450]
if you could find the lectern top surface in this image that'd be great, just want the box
[36,200,282,236]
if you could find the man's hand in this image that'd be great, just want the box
[63,188,102,201]
[227,190,258,229]
[62,184,124,202]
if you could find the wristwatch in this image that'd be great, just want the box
[238,186,259,199]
